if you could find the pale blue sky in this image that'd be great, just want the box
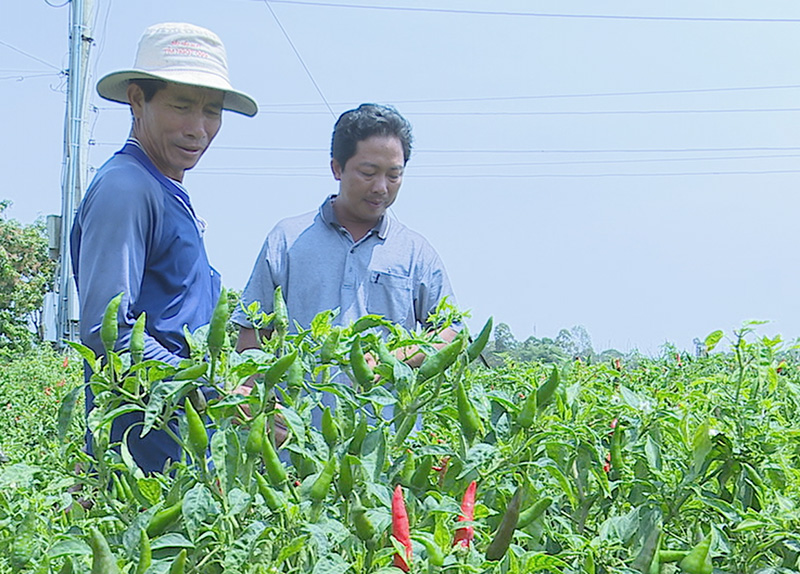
[3,0,800,353]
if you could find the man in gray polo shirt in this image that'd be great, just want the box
[233,103,458,365]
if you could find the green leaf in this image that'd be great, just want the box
[137,477,163,507]
[182,484,221,542]
[223,521,267,571]
[47,537,92,558]
[276,534,308,564]
[691,420,713,476]
[704,330,724,352]
[311,553,351,574]
[524,552,569,573]
[150,533,194,550]
[56,386,82,443]
[142,379,190,437]
[211,427,240,495]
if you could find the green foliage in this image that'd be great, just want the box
[0,301,799,573]
[0,201,56,355]
[0,345,83,463]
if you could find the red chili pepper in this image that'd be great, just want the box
[453,480,477,547]
[392,485,412,572]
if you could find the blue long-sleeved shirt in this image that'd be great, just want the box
[70,140,220,473]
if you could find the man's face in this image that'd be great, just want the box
[128,82,224,182]
[331,135,405,229]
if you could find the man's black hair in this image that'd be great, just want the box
[331,103,413,168]
[129,78,168,102]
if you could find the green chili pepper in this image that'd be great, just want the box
[610,420,624,478]
[320,328,341,363]
[286,355,304,398]
[400,451,415,487]
[348,413,368,455]
[375,336,398,367]
[173,363,208,381]
[658,550,688,563]
[392,408,417,448]
[168,548,187,574]
[184,397,208,465]
[263,349,297,391]
[255,473,284,512]
[245,414,267,459]
[130,312,146,364]
[456,379,482,443]
[352,495,377,547]
[207,287,228,361]
[350,336,374,391]
[146,500,183,537]
[10,510,36,571]
[536,365,560,409]
[466,316,493,363]
[309,457,337,502]
[322,406,339,449]
[88,527,121,574]
[678,533,713,574]
[273,286,289,340]
[516,386,538,429]
[516,496,552,529]
[417,330,466,383]
[262,431,287,486]
[100,292,123,356]
[413,533,445,567]
[136,528,151,574]
[485,486,523,561]
[337,454,356,499]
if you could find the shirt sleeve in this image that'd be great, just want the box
[72,168,183,366]
[414,242,459,330]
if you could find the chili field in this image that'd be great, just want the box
[0,294,798,574]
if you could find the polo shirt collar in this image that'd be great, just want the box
[320,195,390,239]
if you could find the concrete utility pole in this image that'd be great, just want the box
[52,0,95,345]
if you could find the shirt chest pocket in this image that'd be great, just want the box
[366,270,413,325]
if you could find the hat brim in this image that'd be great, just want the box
[97,69,258,117]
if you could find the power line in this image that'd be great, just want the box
[262,0,336,117]
[0,39,62,71]
[192,168,800,178]
[255,84,800,107]
[93,142,800,154]
[262,0,800,23]
[0,72,62,82]
[194,152,800,171]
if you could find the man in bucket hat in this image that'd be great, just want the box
[70,23,257,473]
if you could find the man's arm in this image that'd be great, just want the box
[72,173,184,366]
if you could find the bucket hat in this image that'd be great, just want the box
[96,22,258,117]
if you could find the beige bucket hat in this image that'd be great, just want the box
[96,22,258,117]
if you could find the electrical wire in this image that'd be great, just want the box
[0,39,62,71]
[261,0,800,23]
[262,0,336,117]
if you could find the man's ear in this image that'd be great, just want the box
[331,158,343,181]
[126,83,144,116]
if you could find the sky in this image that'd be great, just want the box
[3,0,800,355]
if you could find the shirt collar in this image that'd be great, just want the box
[320,195,390,239]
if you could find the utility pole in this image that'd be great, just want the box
[51,0,95,345]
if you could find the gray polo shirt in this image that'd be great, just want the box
[233,196,457,332]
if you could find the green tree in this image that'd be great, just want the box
[0,200,56,354]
